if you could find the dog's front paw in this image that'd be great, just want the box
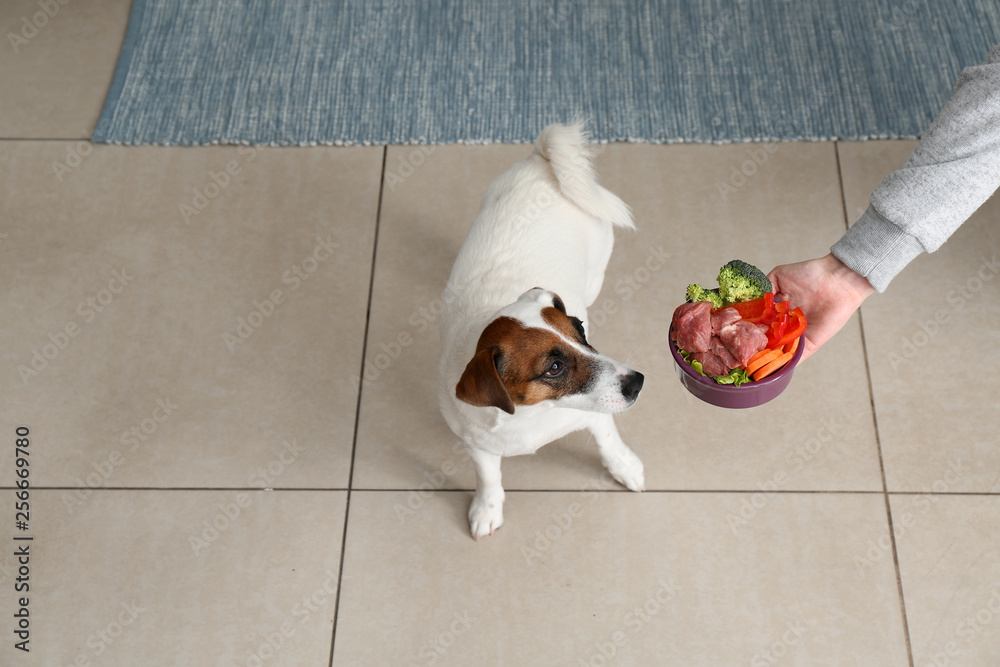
[604,448,645,493]
[468,495,505,540]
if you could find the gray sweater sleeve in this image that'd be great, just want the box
[832,43,1000,292]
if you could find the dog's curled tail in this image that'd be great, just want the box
[534,122,634,230]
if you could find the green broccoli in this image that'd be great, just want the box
[716,260,772,306]
[685,284,724,309]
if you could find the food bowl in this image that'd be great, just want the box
[669,325,805,409]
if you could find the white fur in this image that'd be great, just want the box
[438,122,646,540]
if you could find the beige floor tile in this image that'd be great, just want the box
[1,489,346,665]
[890,494,1000,667]
[333,490,909,666]
[839,141,1000,492]
[0,0,129,138]
[0,143,382,488]
[354,142,884,493]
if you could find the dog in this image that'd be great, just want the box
[438,122,646,540]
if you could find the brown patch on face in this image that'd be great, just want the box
[455,316,597,412]
[541,307,592,350]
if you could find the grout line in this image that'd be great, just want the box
[836,142,915,666]
[7,486,1000,495]
[328,144,388,667]
[834,143,849,236]
[9,487,352,492]
[354,488,1000,496]
[859,308,914,666]
[426,488,889,495]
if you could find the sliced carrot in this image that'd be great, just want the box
[752,351,795,381]
[746,348,782,375]
[784,336,800,356]
[746,348,773,366]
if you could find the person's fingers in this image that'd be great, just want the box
[767,267,789,302]
[799,337,818,362]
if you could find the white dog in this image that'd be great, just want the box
[438,123,646,540]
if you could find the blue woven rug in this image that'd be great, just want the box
[93,0,1000,146]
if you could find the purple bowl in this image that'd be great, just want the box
[669,325,805,409]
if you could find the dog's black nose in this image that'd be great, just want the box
[620,371,644,402]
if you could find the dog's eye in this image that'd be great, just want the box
[544,360,565,377]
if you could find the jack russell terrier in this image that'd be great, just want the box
[438,122,646,540]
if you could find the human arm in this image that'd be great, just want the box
[769,44,1000,363]
[832,43,1000,292]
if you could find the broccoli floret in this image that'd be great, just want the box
[685,284,723,309]
[717,260,773,305]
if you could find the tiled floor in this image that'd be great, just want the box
[2,2,999,666]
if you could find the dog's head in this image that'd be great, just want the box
[455,289,643,414]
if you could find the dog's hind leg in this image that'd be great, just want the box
[588,414,645,492]
[466,446,506,540]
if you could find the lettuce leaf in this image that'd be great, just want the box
[713,367,752,386]
[679,349,752,386]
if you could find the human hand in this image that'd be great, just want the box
[767,254,875,362]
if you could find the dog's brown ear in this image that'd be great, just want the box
[456,344,515,414]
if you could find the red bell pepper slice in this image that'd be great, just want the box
[724,292,776,324]
[767,307,806,348]
[767,315,788,348]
